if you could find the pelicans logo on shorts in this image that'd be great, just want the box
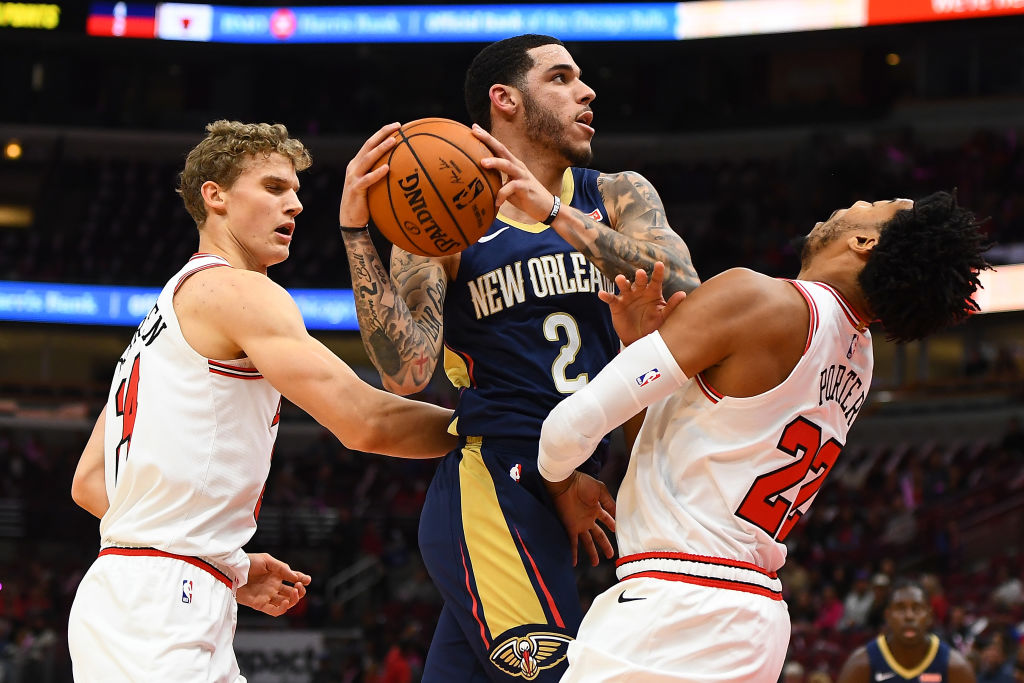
[489,630,571,680]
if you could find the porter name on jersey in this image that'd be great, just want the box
[468,252,614,320]
[819,363,867,427]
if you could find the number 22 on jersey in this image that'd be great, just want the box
[735,416,842,542]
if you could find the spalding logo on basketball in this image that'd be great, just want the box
[367,118,502,257]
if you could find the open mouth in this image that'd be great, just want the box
[275,223,294,238]
[575,110,594,133]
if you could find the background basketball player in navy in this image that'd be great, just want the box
[338,34,698,682]
[837,580,976,683]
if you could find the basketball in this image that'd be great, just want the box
[367,118,502,257]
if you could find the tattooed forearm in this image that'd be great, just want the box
[565,171,702,296]
[341,230,447,393]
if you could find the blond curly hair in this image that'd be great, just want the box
[176,120,312,226]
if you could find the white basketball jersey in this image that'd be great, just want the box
[99,254,281,586]
[617,280,874,573]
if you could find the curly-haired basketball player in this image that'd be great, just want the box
[538,192,989,682]
[68,120,456,682]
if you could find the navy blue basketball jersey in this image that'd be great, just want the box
[443,167,618,469]
[866,634,951,682]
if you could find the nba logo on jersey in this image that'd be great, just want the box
[586,208,603,222]
[509,464,522,482]
[182,579,193,604]
[636,369,661,387]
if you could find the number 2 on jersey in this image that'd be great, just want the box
[544,312,587,393]
[113,353,141,481]
[735,416,842,541]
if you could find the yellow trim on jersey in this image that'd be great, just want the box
[444,345,471,389]
[495,168,576,232]
[459,437,547,636]
[877,634,939,679]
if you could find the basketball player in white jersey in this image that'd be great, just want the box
[536,192,989,682]
[68,120,457,682]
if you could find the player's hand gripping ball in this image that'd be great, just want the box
[367,118,502,257]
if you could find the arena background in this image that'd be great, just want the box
[0,2,1022,681]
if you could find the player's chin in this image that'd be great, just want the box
[565,143,594,167]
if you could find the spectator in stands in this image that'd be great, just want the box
[990,565,1023,610]
[839,570,876,632]
[816,584,846,633]
[866,572,892,631]
[975,629,1016,683]
[783,660,807,682]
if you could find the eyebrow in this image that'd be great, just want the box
[264,174,299,191]
[546,63,580,78]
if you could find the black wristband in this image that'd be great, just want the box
[541,195,561,226]
[339,224,369,233]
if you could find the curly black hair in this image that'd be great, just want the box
[464,34,563,131]
[860,191,991,343]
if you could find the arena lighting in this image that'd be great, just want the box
[85,0,1024,44]
[3,139,22,160]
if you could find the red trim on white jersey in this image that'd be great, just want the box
[787,280,819,354]
[811,282,870,332]
[99,546,233,589]
[208,360,263,380]
[617,551,783,601]
[695,373,722,403]
[173,263,229,294]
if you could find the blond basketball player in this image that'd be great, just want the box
[68,120,457,682]
[538,193,989,682]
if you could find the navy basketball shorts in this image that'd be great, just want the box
[418,436,583,682]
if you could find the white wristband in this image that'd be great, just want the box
[538,331,687,482]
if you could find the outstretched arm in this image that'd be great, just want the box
[339,123,452,395]
[538,267,790,483]
[195,268,456,458]
[472,125,700,297]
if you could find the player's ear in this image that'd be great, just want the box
[201,180,227,216]
[489,84,519,120]
[847,231,878,258]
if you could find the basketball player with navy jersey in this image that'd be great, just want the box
[68,120,457,682]
[537,192,988,681]
[837,581,975,683]
[339,34,698,682]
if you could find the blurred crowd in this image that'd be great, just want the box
[0,396,1022,681]
[2,123,1024,291]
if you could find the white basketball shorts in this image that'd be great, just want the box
[562,572,791,682]
[68,548,244,682]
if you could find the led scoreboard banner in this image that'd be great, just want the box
[0,281,360,330]
[0,2,62,30]
[85,1,1024,44]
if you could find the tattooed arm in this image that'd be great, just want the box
[470,125,699,297]
[548,171,698,296]
[342,233,452,395]
[587,171,699,296]
[339,122,454,395]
